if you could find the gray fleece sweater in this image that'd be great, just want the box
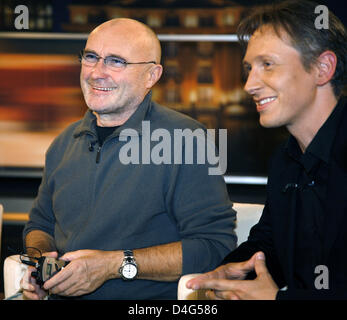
[23,93,236,299]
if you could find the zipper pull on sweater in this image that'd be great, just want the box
[88,140,101,163]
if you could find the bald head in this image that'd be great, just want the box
[80,18,163,127]
[88,18,161,64]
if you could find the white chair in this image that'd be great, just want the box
[2,202,264,300]
[233,202,263,246]
[4,255,28,299]
[0,204,3,257]
[178,202,264,299]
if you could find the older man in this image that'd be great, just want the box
[187,0,347,300]
[21,18,236,300]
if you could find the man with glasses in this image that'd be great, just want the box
[20,18,236,300]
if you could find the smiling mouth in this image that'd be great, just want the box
[92,86,116,92]
[255,96,277,111]
[257,97,277,105]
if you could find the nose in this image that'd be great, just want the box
[244,67,262,96]
[89,59,109,79]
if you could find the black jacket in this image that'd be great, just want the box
[224,98,347,300]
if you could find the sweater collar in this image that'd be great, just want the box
[73,92,153,138]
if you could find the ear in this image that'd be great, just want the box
[315,50,337,86]
[145,64,163,89]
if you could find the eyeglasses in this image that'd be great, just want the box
[79,50,156,70]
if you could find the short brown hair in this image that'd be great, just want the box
[237,0,347,97]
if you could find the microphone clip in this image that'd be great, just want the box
[282,183,299,193]
[282,180,315,193]
[89,140,98,152]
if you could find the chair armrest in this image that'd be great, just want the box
[233,203,263,246]
[177,203,264,299]
[4,254,28,299]
[177,274,208,300]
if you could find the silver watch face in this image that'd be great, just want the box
[122,263,137,279]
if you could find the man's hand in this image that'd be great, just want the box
[21,251,58,300]
[186,251,259,291]
[43,249,122,297]
[187,252,279,300]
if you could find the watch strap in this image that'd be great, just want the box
[124,250,134,258]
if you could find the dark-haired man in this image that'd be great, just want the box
[187,0,347,300]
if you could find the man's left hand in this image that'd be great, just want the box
[196,252,279,300]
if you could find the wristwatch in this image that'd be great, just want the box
[119,250,138,280]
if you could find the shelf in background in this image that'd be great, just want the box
[0,167,267,185]
[3,212,29,225]
[0,32,239,42]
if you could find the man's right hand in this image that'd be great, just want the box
[20,251,58,300]
[186,252,259,290]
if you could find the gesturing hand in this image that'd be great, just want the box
[187,252,279,300]
[186,250,259,291]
